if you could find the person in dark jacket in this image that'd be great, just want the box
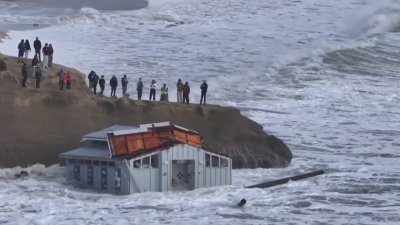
[48,44,54,67]
[31,55,38,78]
[58,68,65,90]
[176,79,183,103]
[149,79,156,101]
[24,39,31,60]
[136,77,143,100]
[87,70,95,91]
[35,66,42,88]
[18,39,25,63]
[99,75,105,97]
[21,63,28,87]
[200,80,208,105]
[121,74,128,96]
[33,37,42,61]
[182,82,190,104]
[110,75,118,97]
[93,73,99,94]
[42,43,49,68]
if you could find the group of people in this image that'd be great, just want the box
[18,36,73,89]
[18,37,54,69]
[87,71,209,105]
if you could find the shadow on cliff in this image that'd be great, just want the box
[0,53,292,168]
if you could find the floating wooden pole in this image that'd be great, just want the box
[245,170,324,189]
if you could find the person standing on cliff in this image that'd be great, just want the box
[87,70,95,91]
[65,71,72,90]
[149,79,156,101]
[34,66,42,88]
[200,80,208,105]
[33,37,42,61]
[183,82,190,104]
[42,43,49,69]
[57,68,65,90]
[136,77,143,100]
[176,79,183,103]
[31,55,38,78]
[160,83,169,101]
[99,75,105,97]
[17,39,25,63]
[121,74,128,96]
[93,72,99,94]
[21,63,28,88]
[110,75,118,97]
[24,39,31,60]
[47,44,54,68]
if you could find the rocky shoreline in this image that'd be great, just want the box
[0,51,292,168]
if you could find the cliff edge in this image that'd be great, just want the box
[0,53,292,168]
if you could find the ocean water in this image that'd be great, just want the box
[0,0,400,224]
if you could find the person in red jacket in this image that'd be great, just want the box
[65,71,72,90]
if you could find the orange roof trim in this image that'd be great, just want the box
[107,124,203,158]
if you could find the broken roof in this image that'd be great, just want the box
[107,122,203,158]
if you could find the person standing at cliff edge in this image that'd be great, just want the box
[110,75,118,97]
[93,72,99,94]
[183,82,190,104]
[24,39,31,60]
[149,79,156,101]
[99,75,105,97]
[31,55,38,78]
[48,44,54,68]
[176,79,183,103]
[42,43,49,69]
[34,66,42,88]
[200,80,208,105]
[17,39,25,63]
[65,71,72,90]
[136,77,143,100]
[33,37,42,61]
[58,68,65,90]
[121,74,128,96]
[21,63,28,88]
[160,83,169,101]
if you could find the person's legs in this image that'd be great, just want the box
[22,76,27,87]
[48,55,53,67]
[43,55,48,68]
[200,94,203,105]
[138,89,142,100]
[24,51,29,60]
[36,77,40,88]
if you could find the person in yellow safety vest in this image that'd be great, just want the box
[160,83,169,101]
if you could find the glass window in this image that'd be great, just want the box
[109,162,115,167]
[133,159,141,168]
[142,157,150,168]
[101,161,107,166]
[205,154,211,167]
[77,159,83,164]
[68,159,76,164]
[151,154,159,168]
[85,160,91,165]
[93,161,100,166]
[220,158,228,167]
[212,156,219,167]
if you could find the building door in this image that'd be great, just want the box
[171,160,195,191]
